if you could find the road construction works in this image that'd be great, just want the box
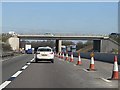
[1,54,119,88]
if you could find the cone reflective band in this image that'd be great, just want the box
[77,53,82,65]
[65,53,69,61]
[70,52,74,62]
[111,55,119,80]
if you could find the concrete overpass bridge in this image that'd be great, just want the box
[8,34,118,53]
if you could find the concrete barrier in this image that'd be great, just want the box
[67,52,120,65]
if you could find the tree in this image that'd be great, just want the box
[62,40,75,46]
[84,41,93,46]
[76,41,84,50]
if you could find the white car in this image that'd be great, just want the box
[35,47,54,63]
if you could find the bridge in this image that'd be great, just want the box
[8,34,118,53]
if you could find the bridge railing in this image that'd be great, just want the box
[17,33,109,37]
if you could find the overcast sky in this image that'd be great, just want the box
[1,1,118,35]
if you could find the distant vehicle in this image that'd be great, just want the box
[25,44,32,54]
[26,49,32,54]
[35,47,54,63]
[44,33,54,36]
[66,45,76,52]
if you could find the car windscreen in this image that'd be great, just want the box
[37,48,52,52]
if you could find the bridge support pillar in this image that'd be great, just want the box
[93,40,101,52]
[8,37,20,51]
[56,40,62,53]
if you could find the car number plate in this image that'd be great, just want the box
[42,54,47,56]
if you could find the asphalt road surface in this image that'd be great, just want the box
[2,54,34,82]
[1,54,118,88]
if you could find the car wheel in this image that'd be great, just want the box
[51,59,54,63]
[35,58,38,63]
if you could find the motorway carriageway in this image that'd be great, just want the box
[0,54,119,88]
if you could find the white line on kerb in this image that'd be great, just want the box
[100,78,112,83]
[0,81,11,90]
[11,71,22,77]
[22,65,28,70]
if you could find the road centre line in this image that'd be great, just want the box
[11,71,22,78]
[22,65,28,70]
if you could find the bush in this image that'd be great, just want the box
[2,43,12,52]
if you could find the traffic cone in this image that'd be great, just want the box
[70,52,74,62]
[88,56,96,71]
[61,52,64,59]
[58,52,61,58]
[87,52,96,71]
[65,53,69,61]
[110,55,119,80]
[76,53,82,65]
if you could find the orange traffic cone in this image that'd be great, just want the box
[89,56,95,71]
[76,53,82,65]
[61,52,64,59]
[65,53,69,61]
[58,52,61,58]
[110,55,119,80]
[70,52,74,62]
[87,52,96,71]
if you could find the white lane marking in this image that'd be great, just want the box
[30,59,34,62]
[0,81,11,89]
[82,68,89,72]
[22,65,28,70]
[27,62,31,65]
[11,71,22,77]
[100,78,112,83]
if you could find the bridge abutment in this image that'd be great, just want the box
[8,37,20,51]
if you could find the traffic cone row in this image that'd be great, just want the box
[57,51,119,80]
